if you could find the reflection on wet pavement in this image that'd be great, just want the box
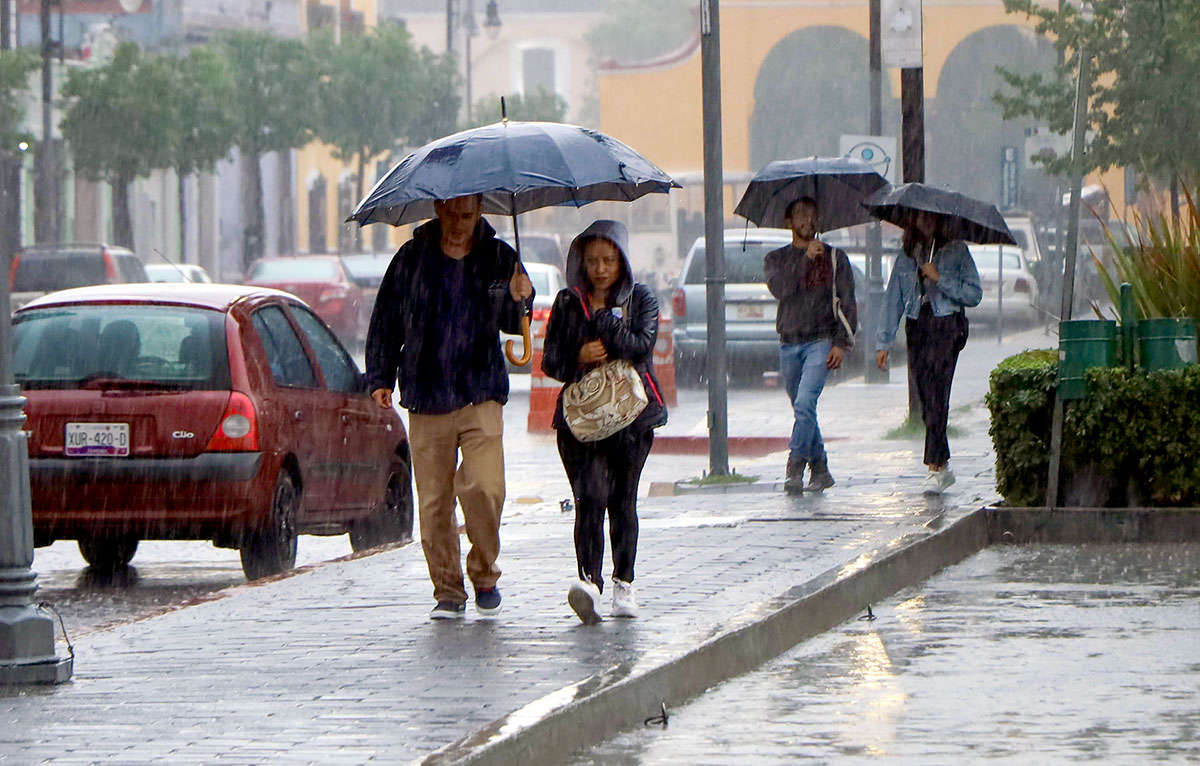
[575,543,1200,764]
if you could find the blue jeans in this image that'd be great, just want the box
[780,339,832,462]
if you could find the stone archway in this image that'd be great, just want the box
[928,25,1056,212]
[749,26,899,170]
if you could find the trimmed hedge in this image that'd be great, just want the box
[987,350,1200,507]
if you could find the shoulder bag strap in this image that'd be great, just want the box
[831,249,854,346]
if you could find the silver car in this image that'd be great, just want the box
[966,243,1040,327]
[671,229,868,385]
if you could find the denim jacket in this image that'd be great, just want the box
[875,239,982,350]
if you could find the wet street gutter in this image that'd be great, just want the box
[430,505,1200,765]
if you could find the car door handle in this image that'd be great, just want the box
[293,410,303,421]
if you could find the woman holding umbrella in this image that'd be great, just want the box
[541,220,667,625]
[873,199,985,495]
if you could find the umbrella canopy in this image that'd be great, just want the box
[863,182,1017,245]
[733,156,889,231]
[347,120,679,227]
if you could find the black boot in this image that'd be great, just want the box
[807,456,835,491]
[785,454,807,494]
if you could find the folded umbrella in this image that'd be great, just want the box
[733,156,889,231]
[863,182,1017,245]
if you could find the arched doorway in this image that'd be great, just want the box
[929,25,1057,212]
[749,27,900,170]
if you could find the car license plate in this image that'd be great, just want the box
[727,303,773,321]
[65,422,130,457]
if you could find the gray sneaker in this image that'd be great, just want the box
[430,600,466,620]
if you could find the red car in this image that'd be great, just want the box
[244,256,365,346]
[12,283,412,580]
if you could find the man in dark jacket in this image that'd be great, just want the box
[763,196,857,493]
[366,194,533,620]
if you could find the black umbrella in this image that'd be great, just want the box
[347,111,677,364]
[733,156,889,231]
[863,182,1017,245]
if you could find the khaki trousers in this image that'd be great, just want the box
[408,401,505,604]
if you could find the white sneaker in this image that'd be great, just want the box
[568,579,602,625]
[936,467,956,491]
[611,578,638,618]
[921,471,942,495]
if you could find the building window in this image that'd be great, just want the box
[337,173,357,253]
[522,47,556,97]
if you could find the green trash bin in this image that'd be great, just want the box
[1137,317,1199,371]
[1058,319,1118,400]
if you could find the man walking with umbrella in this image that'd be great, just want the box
[366,194,533,619]
[763,196,857,493]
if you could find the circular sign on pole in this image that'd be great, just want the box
[118,0,143,13]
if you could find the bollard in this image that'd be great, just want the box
[526,319,557,432]
[653,315,678,407]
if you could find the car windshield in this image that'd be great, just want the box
[969,246,1022,271]
[12,304,231,390]
[340,255,391,287]
[685,241,785,284]
[249,259,340,281]
[526,268,554,296]
[12,251,106,292]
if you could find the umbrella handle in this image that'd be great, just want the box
[505,314,532,367]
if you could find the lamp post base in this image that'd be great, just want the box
[0,601,72,685]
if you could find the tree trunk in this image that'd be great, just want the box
[112,172,134,248]
[1169,174,1180,228]
[277,149,295,255]
[0,155,21,257]
[354,149,367,253]
[178,172,188,263]
[240,148,265,271]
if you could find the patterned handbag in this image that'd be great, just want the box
[562,358,648,442]
[561,290,648,442]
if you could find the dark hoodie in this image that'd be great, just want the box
[364,216,529,414]
[541,219,668,432]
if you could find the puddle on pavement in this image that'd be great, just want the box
[573,542,1200,764]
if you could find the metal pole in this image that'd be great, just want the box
[0,252,73,684]
[997,245,1004,344]
[901,66,925,422]
[700,0,728,477]
[1045,46,1089,509]
[865,0,887,383]
[35,0,56,244]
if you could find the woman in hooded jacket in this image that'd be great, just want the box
[542,219,668,625]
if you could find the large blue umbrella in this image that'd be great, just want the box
[347,119,678,227]
[346,116,678,365]
[733,156,889,231]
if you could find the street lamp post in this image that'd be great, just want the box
[0,257,72,684]
[461,0,500,125]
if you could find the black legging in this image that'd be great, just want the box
[906,304,967,467]
[556,425,654,591]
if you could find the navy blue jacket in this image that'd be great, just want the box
[365,218,529,414]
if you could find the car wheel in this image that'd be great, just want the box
[349,464,414,552]
[77,535,138,572]
[240,472,299,580]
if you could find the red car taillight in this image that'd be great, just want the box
[1014,277,1031,294]
[531,307,551,323]
[8,254,19,288]
[204,392,260,452]
[102,250,119,280]
[319,287,348,303]
[672,288,686,318]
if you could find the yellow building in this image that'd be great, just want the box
[597,0,1127,223]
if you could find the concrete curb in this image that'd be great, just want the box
[422,507,990,765]
[422,505,1200,764]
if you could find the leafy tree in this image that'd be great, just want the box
[219,31,317,268]
[995,0,1200,192]
[310,24,459,251]
[0,49,37,150]
[60,43,175,247]
[467,86,568,128]
[585,0,694,65]
[164,45,237,259]
[0,49,38,257]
